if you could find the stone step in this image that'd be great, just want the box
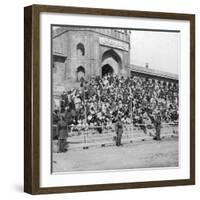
[53,132,178,153]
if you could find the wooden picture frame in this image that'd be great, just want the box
[24,4,195,194]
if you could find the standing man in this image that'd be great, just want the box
[154,111,162,140]
[115,116,123,146]
[57,115,68,152]
[148,111,162,140]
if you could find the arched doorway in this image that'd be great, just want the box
[102,64,114,77]
[77,66,85,81]
[101,49,121,77]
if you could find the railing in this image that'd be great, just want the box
[52,122,178,152]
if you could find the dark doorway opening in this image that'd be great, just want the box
[77,66,85,82]
[102,64,114,77]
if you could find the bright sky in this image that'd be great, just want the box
[130,30,180,75]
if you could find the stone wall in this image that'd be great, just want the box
[52,27,131,92]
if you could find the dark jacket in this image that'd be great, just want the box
[149,113,161,127]
[58,120,68,139]
[115,121,123,135]
[64,110,72,124]
[155,115,161,126]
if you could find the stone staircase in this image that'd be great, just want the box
[52,125,178,152]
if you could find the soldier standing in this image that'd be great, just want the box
[57,116,68,152]
[154,111,162,140]
[148,111,162,140]
[115,117,123,146]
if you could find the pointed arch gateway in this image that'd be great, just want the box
[101,49,122,77]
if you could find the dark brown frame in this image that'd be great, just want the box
[24,4,195,195]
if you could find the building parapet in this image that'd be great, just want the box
[52,26,130,43]
[131,65,178,81]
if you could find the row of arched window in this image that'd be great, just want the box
[76,43,85,81]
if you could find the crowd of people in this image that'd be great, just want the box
[53,73,179,131]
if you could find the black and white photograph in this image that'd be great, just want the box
[51,25,179,173]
